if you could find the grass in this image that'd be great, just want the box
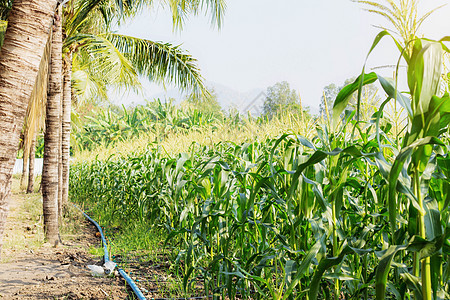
[1,176,98,263]
[60,204,87,239]
[1,177,45,262]
[88,246,105,257]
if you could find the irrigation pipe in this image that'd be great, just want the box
[73,204,109,261]
[73,204,219,300]
[72,204,147,300]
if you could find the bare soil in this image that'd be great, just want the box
[0,179,132,299]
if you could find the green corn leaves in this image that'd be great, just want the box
[332,72,378,131]
[69,31,450,300]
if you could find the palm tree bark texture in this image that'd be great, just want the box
[42,5,62,246]
[26,134,36,194]
[61,51,71,209]
[0,0,58,257]
[20,142,29,189]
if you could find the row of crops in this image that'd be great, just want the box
[70,35,450,299]
[76,99,223,152]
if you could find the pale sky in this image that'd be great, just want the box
[114,0,450,113]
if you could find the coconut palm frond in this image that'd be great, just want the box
[69,33,141,92]
[66,0,108,37]
[71,58,109,104]
[23,33,51,158]
[107,33,207,97]
[114,0,155,18]
[203,0,227,27]
[0,0,12,20]
[167,0,226,30]
[0,20,7,48]
[72,69,105,103]
[66,0,156,36]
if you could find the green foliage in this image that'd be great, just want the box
[0,0,11,21]
[70,30,450,299]
[184,88,223,118]
[65,0,213,104]
[263,81,301,119]
[353,0,442,52]
[70,115,450,299]
[320,78,380,124]
[74,99,222,151]
[69,1,450,299]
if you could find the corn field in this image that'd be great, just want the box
[70,34,450,299]
[74,99,224,152]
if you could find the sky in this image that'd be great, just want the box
[114,0,450,114]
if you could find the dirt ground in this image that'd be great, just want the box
[0,179,132,299]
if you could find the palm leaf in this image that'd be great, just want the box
[22,32,51,162]
[0,0,12,20]
[71,64,108,104]
[0,20,7,48]
[167,0,226,30]
[65,0,108,37]
[68,33,141,92]
[107,33,207,96]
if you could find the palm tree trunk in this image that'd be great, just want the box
[61,52,72,208]
[42,5,62,246]
[20,139,30,189]
[0,0,58,257]
[58,100,63,220]
[26,134,37,194]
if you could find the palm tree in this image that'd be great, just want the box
[0,0,226,252]
[61,51,72,211]
[0,0,59,256]
[60,0,226,207]
[0,1,48,194]
[42,5,63,246]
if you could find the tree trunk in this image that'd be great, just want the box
[61,52,72,208]
[42,5,62,246]
[20,139,30,189]
[26,134,36,194]
[58,99,63,220]
[0,0,58,257]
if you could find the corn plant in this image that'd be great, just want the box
[69,31,450,300]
